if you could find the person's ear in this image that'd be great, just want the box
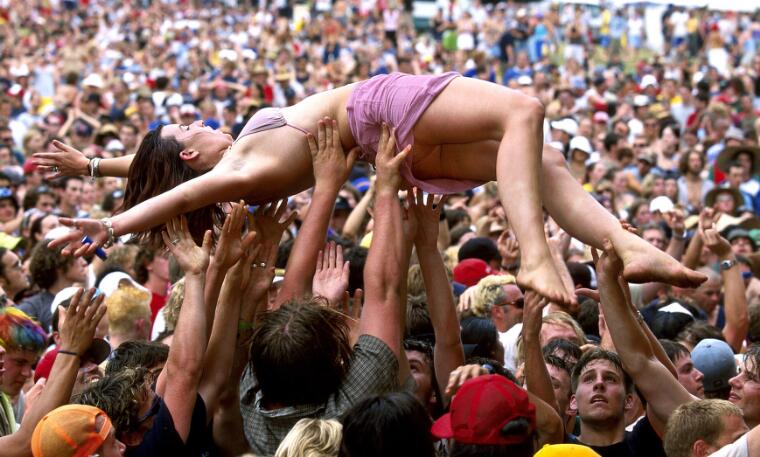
[179,149,199,162]
[692,439,708,457]
[623,392,634,412]
[569,394,578,413]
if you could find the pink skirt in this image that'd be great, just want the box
[346,72,486,194]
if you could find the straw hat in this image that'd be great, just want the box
[715,145,760,175]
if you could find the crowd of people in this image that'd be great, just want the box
[0,0,758,456]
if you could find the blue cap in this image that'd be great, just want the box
[692,339,737,393]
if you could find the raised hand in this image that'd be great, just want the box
[33,140,89,178]
[445,364,489,397]
[252,199,297,246]
[58,288,107,357]
[409,188,448,248]
[497,230,520,268]
[162,215,212,275]
[593,239,625,282]
[312,242,350,306]
[213,201,258,271]
[663,208,686,238]
[48,218,109,257]
[245,240,279,303]
[306,117,360,190]
[698,208,731,257]
[375,123,411,193]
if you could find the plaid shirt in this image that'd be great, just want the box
[239,334,400,456]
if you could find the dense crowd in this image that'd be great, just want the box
[0,0,759,456]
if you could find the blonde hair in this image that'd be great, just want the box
[274,419,342,457]
[407,264,426,297]
[106,286,152,336]
[664,400,743,457]
[469,275,517,318]
[542,311,587,345]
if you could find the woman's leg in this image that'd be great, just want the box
[540,145,706,287]
[414,77,573,305]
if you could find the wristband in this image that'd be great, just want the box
[92,157,102,178]
[58,350,80,358]
[238,320,254,331]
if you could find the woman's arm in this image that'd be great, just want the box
[50,165,248,256]
[33,141,134,178]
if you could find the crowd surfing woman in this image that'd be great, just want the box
[36,72,706,304]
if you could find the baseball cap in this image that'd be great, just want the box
[592,111,610,124]
[98,271,149,298]
[535,444,602,457]
[32,404,112,457]
[34,340,112,382]
[454,259,495,287]
[516,75,533,86]
[431,374,536,445]
[105,139,126,153]
[179,104,197,116]
[633,94,651,107]
[649,196,675,214]
[692,338,737,393]
[569,136,593,155]
[81,74,105,90]
[640,74,658,89]
[550,118,578,137]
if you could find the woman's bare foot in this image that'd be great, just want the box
[613,233,706,287]
[517,256,576,307]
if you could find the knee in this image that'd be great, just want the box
[542,143,566,169]
[515,94,545,124]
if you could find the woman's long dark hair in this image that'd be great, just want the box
[120,127,223,246]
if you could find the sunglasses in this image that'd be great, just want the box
[0,188,13,199]
[497,298,524,309]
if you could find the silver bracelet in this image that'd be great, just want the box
[91,157,102,178]
[100,218,115,248]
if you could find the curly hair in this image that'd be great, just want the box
[275,419,343,457]
[28,242,73,290]
[75,367,151,434]
[162,277,186,333]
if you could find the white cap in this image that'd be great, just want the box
[82,74,105,89]
[241,49,257,60]
[516,75,533,86]
[179,103,197,115]
[659,302,693,317]
[44,226,72,241]
[165,93,184,107]
[219,49,238,61]
[640,74,658,89]
[649,196,675,214]
[99,271,149,298]
[692,71,705,85]
[585,151,601,168]
[105,139,125,152]
[50,287,81,316]
[550,118,578,136]
[633,94,651,107]
[548,141,565,151]
[569,136,593,155]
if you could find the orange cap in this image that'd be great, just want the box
[31,404,112,457]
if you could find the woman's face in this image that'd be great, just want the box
[0,199,15,223]
[665,178,678,199]
[162,121,233,172]
[589,163,607,184]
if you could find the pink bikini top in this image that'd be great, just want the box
[236,107,311,142]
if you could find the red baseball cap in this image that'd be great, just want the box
[431,375,536,445]
[453,259,495,287]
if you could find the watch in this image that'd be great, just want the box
[720,259,737,271]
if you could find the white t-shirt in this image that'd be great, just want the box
[500,323,522,373]
[709,434,748,457]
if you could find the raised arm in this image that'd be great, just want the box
[3,289,105,457]
[700,213,748,353]
[359,125,410,358]
[664,210,687,261]
[199,227,258,421]
[33,140,134,178]
[596,240,692,434]
[154,217,212,442]
[49,163,247,257]
[410,190,464,400]
[522,290,562,418]
[276,118,358,306]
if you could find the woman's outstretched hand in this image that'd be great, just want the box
[33,140,90,178]
[48,218,108,257]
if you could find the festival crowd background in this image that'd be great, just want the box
[0,0,759,456]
